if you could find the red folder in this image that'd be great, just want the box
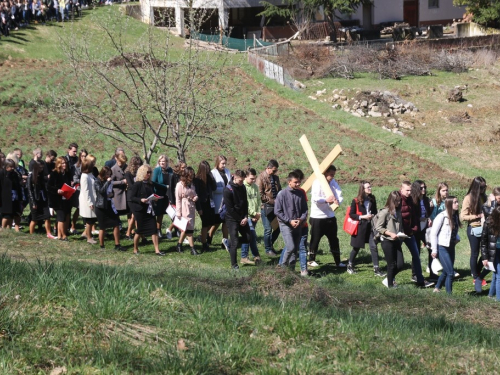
[61,183,76,200]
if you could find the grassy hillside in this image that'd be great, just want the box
[1,7,500,374]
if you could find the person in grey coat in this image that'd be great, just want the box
[274,170,308,270]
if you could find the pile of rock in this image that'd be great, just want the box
[330,89,419,118]
[309,88,419,136]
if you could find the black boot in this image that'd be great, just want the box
[202,242,209,252]
[176,243,183,253]
[190,247,199,256]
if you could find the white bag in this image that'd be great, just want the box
[431,258,443,274]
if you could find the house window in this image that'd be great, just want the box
[428,0,439,8]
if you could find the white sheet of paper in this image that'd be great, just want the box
[488,261,497,273]
[166,205,176,220]
[173,216,188,232]
[396,232,409,239]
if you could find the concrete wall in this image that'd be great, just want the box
[456,22,500,37]
[419,0,465,24]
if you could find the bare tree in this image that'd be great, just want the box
[46,8,243,163]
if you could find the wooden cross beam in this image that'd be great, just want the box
[299,135,342,211]
[301,144,343,193]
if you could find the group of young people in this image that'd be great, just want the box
[1,145,500,297]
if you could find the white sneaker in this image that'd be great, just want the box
[337,262,347,268]
[307,261,319,267]
[183,238,189,244]
[454,272,460,278]
[222,238,229,251]
[165,229,172,239]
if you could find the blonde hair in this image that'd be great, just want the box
[6,153,19,167]
[136,164,152,182]
[157,154,169,167]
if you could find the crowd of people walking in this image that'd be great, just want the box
[1,144,500,297]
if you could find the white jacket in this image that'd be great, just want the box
[430,211,460,254]
[79,173,97,219]
[310,178,343,219]
[211,167,231,211]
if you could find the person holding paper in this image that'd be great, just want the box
[127,165,164,256]
[479,206,500,301]
[431,196,461,294]
[47,157,72,241]
[374,191,404,288]
[175,167,199,255]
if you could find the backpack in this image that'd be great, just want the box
[218,185,233,221]
[370,209,384,244]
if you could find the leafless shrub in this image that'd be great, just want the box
[432,50,475,73]
[472,49,498,67]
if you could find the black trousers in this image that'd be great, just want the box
[381,239,404,287]
[226,220,251,267]
[309,216,341,264]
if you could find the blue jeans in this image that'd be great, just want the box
[495,251,500,301]
[241,218,261,259]
[261,208,280,253]
[279,226,308,271]
[436,244,455,294]
[403,236,424,284]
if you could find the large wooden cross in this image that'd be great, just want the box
[299,135,342,211]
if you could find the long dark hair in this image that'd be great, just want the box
[195,160,211,185]
[76,149,88,168]
[355,180,374,205]
[125,156,143,177]
[98,166,112,182]
[445,196,460,232]
[466,176,487,215]
[31,161,44,186]
[181,167,194,186]
[384,191,401,215]
[411,180,425,205]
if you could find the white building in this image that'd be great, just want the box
[140,0,468,37]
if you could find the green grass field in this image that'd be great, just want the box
[1,6,500,374]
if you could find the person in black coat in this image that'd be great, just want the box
[123,156,143,240]
[127,164,164,256]
[47,157,72,241]
[194,160,217,252]
[346,181,384,277]
[223,169,251,269]
[0,159,22,230]
[27,161,53,238]
[480,206,500,300]
[95,167,125,251]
